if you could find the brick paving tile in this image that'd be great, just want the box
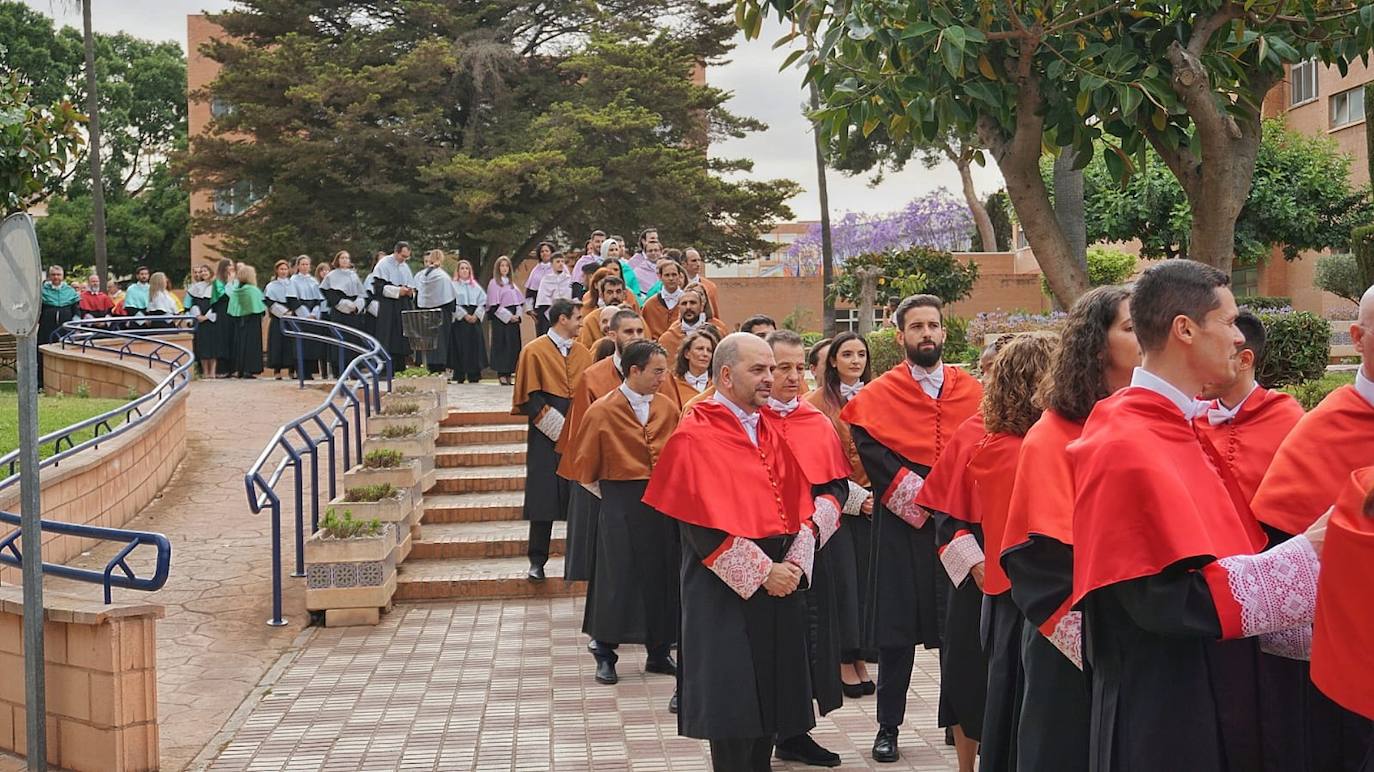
[208,598,959,771]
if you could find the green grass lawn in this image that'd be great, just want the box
[0,393,132,460]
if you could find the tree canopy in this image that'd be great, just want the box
[737,0,1374,304]
[0,72,83,216]
[183,0,799,277]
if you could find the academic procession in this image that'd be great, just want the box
[505,234,1374,772]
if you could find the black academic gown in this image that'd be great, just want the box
[231,311,264,376]
[38,299,78,344]
[851,425,948,650]
[1002,537,1090,772]
[321,288,365,374]
[418,299,455,372]
[931,511,990,740]
[582,479,680,647]
[564,485,600,583]
[519,390,571,524]
[452,305,488,379]
[488,305,522,376]
[373,279,414,368]
[265,286,295,371]
[285,296,323,376]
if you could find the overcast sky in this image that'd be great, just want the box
[22,2,1005,221]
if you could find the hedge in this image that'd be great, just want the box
[1255,311,1330,388]
[1238,295,1293,311]
[864,326,977,375]
[1280,370,1355,410]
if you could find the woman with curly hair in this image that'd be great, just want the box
[997,285,1138,772]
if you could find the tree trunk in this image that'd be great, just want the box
[810,82,837,337]
[82,0,109,289]
[855,266,879,335]
[957,160,996,253]
[1052,148,1087,267]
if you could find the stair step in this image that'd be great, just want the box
[423,492,524,523]
[443,410,516,427]
[433,465,526,493]
[437,443,527,467]
[395,556,586,601]
[438,425,527,445]
[411,522,565,559]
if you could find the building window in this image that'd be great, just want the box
[1231,265,1259,298]
[213,180,261,216]
[209,96,235,119]
[1330,87,1366,128]
[1290,59,1318,106]
[835,308,888,332]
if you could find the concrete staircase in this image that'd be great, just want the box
[395,408,587,602]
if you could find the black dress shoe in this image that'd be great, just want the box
[645,655,677,676]
[776,734,842,767]
[594,658,618,685]
[842,681,865,699]
[872,726,900,763]
[861,680,876,695]
[527,564,546,582]
[668,691,679,713]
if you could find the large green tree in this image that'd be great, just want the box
[1074,119,1372,262]
[184,0,799,277]
[739,0,1374,305]
[0,72,84,215]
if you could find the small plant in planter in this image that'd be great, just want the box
[363,448,404,469]
[392,384,419,395]
[305,508,398,626]
[344,483,399,502]
[392,366,449,409]
[319,508,384,539]
[380,401,420,416]
[379,424,419,439]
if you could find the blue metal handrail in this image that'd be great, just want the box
[0,316,197,488]
[243,317,392,626]
[0,511,172,604]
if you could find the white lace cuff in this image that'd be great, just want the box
[535,407,565,442]
[188,304,203,318]
[939,531,984,586]
[382,284,402,299]
[884,469,928,529]
[1215,535,1320,638]
[270,303,289,318]
[706,537,773,599]
[812,497,841,547]
[1045,610,1084,670]
[1260,625,1312,661]
[843,481,870,515]
[784,526,816,585]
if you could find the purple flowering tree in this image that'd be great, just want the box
[786,188,974,272]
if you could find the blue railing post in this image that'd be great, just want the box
[292,457,305,578]
[293,321,306,390]
[268,493,286,627]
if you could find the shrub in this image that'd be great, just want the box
[832,247,980,309]
[1237,295,1293,311]
[395,366,431,378]
[379,424,419,439]
[1280,370,1355,410]
[865,330,903,374]
[969,310,1069,341]
[319,508,384,540]
[343,483,400,502]
[800,332,825,349]
[1255,311,1330,388]
[1041,247,1138,296]
[362,448,404,469]
[1314,253,1367,303]
[1354,223,1374,291]
[380,401,420,416]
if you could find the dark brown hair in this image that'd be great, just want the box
[1131,259,1229,353]
[675,330,717,377]
[821,331,871,410]
[893,294,944,329]
[1038,285,1132,422]
[983,332,1058,436]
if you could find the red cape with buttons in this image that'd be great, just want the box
[644,399,816,539]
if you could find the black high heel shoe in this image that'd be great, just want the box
[842,681,865,699]
[861,680,876,695]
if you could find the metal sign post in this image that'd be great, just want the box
[0,212,47,771]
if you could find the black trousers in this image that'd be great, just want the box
[528,521,553,566]
[877,645,916,727]
[708,737,773,772]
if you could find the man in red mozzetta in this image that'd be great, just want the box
[1070,259,1330,772]
[840,294,983,763]
[1248,284,1374,769]
[644,333,845,772]
[761,330,857,769]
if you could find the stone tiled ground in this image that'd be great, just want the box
[205,598,957,771]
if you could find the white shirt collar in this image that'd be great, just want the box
[618,382,654,425]
[547,329,572,355]
[659,287,684,309]
[1131,367,1209,421]
[1206,382,1259,425]
[1356,368,1374,409]
[680,316,706,334]
[907,362,945,399]
[612,353,623,375]
[713,391,759,445]
[767,396,799,416]
[840,379,865,402]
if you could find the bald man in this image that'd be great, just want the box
[1249,285,1374,770]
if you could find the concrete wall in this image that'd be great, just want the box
[0,342,188,585]
[0,588,162,771]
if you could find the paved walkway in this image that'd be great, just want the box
[205,598,956,771]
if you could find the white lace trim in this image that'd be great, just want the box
[784,526,816,585]
[843,480,870,515]
[886,469,928,529]
[1259,625,1312,661]
[812,497,841,547]
[708,537,773,600]
[1046,610,1084,670]
[534,407,565,442]
[939,531,984,586]
[1217,535,1320,638]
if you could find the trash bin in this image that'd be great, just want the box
[401,308,443,352]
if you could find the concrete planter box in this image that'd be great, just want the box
[364,428,437,476]
[325,487,420,563]
[367,410,436,436]
[344,458,432,503]
[305,525,398,621]
[391,375,448,409]
[383,389,442,416]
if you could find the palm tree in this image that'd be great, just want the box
[809,81,837,336]
[68,0,109,288]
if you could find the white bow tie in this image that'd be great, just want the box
[840,381,865,401]
[768,397,799,416]
[685,372,709,391]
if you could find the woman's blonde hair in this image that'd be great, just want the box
[454,259,475,280]
[424,249,446,266]
[149,272,168,296]
[982,332,1058,437]
[272,259,290,276]
[237,264,258,286]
